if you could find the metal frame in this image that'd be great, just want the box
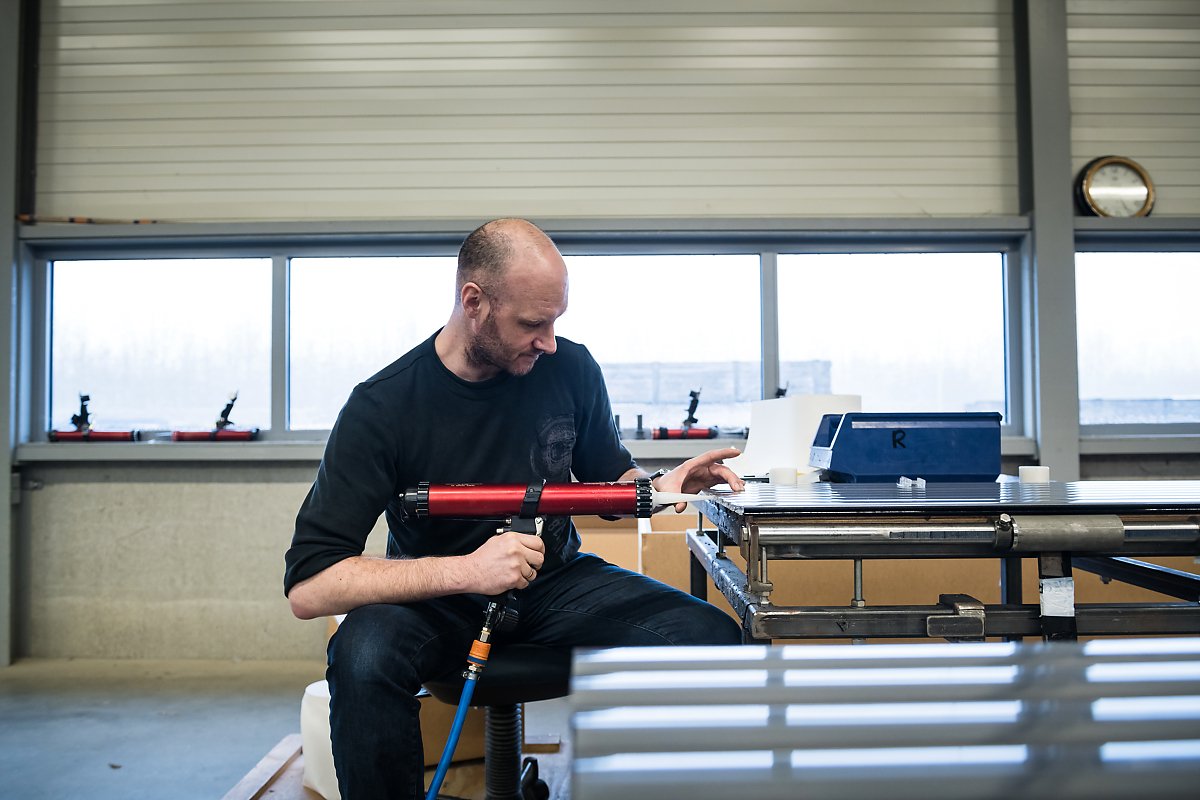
[688,482,1200,644]
[0,0,23,666]
[1014,0,1081,481]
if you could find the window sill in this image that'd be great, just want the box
[13,437,753,464]
[1080,434,1200,456]
[16,436,1191,465]
[14,435,1049,465]
[15,440,329,463]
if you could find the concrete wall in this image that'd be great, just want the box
[14,462,386,661]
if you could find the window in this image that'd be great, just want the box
[50,258,272,432]
[1076,251,1200,426]
[776,253,1007,418]
[53,233,1200,456]
[555,254,762,432]
[289,257,457,430]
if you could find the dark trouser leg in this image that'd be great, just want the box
[326,599,483,800]
[518,554,743,648]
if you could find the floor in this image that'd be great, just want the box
[0,658,572,799]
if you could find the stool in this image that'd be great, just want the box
[424,644,573,800]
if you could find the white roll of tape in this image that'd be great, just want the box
[1019,465,1051,484]
[769,466,798,486]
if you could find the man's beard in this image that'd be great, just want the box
[465,313,537,376]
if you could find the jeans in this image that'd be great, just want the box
[326,553,742,799]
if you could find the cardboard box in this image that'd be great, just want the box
[640,528,741,624]
[574,516,640,572]
[418,689,486,767]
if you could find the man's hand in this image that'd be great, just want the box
[460,531,546,595]
[656,447,746,512]
[286,530,548,619]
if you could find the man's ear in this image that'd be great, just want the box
[461,282,486,319]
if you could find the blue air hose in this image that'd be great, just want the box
[424,673,478,800]
[425,599,502,800]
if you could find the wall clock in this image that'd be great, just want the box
[1075,155,1155,217]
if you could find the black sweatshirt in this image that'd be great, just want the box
[283,331,634,596]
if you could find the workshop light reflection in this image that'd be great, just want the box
[1087,662,1200,682]
[782,642,1016,660]
[581,646,769,664]
[1100,740,1200,762]
[577,751,775,774]
[785,666,1017,687]
[787,701,1021,726]
[1092,696,1200,721]
[576,705,770,729]
[790,745,1027,769]
[1084,637,1200,657]
[576,669,769,691]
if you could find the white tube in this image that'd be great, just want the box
[651,490,706,507]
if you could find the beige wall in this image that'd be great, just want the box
[15,463,373,661]
[14,457,1198,660]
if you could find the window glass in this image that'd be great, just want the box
[289,257,457,429]
[776,253,1006,417]
[50,259,271,432]
[1076,251,1200,425]
[555,254,761,432]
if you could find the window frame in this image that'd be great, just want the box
[1073,226,1200,442]
[16,218,1038,462]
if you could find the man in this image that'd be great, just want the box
[284,218,744,799]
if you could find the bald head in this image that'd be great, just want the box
[456,218,564,305]
[439,218,568,380]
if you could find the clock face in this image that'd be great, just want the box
[1078,156,1154,217]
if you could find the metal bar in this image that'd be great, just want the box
[0,0,27,667]
[759,541,1196,560]
[1000,556,1026,642]
[1038,552,1077,641]
[748,603,1200,641]
[270,253,288,437]
[686,528,754,635]
[758,250,779,402]
[1001,556,1024,603]
[1014,0,1082,480]
[688,537,708,602]
[1074,556,1200,602]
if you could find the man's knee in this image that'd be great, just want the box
[645,591,743,646]
[675,600,743,645]
[327,605,419,690]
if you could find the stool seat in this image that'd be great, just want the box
[424,643,573,706]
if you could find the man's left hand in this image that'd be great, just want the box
[655,447,745,512]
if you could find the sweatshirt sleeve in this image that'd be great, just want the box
[283,384,400,596]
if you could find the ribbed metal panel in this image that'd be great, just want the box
[36,0,1017,223]
[571,639,1200,799]
[1068,0,1200,215]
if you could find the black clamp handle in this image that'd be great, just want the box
[520,479,546,519]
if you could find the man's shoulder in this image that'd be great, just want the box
[547,336,597,369]
[535,337,605,390]
[353,333,438,398]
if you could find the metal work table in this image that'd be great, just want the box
[689,480,1200,642]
